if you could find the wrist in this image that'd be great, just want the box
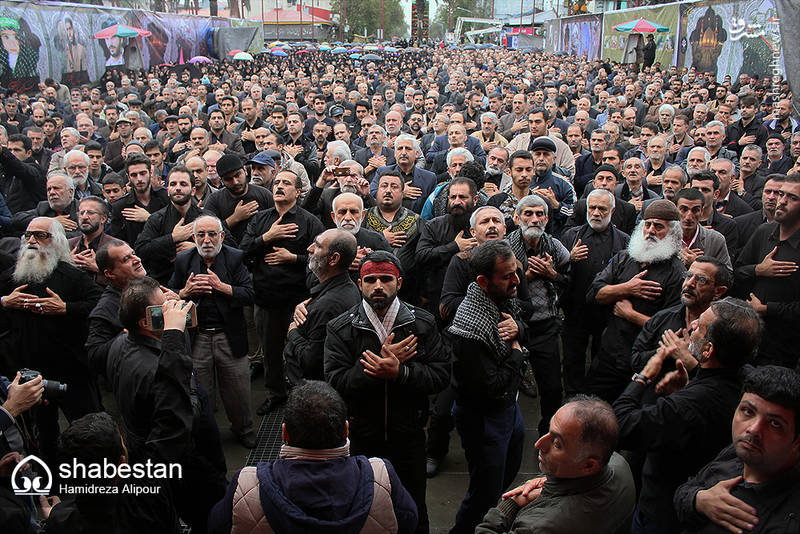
[1,401,19,418]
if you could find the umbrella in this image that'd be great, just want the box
[347,48,360,53]
[362,53,382,61]
[319,45,332,51]
[271,49,288,57]
[363,44,380,51]
[385,46,398,52]
[405,47,421,52]
[613,18,669,33]
[463,44,476,50]
[295,49,310,55]
[332,46,348,54]
[92,23,151,39]
[227,49,243,56]
[188,55,213,63]
[268,41,288,48]
[350,53,362,59]
[233,52,254,61]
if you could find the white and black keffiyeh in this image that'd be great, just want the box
[448,282,519,360]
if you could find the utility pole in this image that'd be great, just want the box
[379,0,384,41]
[276,0,279,40]
[300,0,303,40]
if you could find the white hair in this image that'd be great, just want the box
[658,104,675,116]
[688,147,711,164]
[469,205,503,229]
[192,214,224,233]
[447,147,474,167]
[395,134,421,153]
[66,149,89,167]
[13,218,73,284]
[586,188,615,210]
[627,219,682,264]
[327,140,351,163]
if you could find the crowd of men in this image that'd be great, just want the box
[0,45,799,534]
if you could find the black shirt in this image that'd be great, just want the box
[734,222,800,366]
[240,203,325,308]
[110,187,170,247]
[203,184,274,245]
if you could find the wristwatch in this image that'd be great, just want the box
[631,372,652,385]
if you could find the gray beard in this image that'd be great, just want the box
[627,220,682,263]
[13,246,60,285]
[340,184,359,195]
[520,221,545,241]
[196,241,223,260]
[71,174,88,187]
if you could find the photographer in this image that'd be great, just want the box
[106,277,226,533]
[0,371,44,532]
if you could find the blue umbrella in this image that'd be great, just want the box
[362,53,382,61]
[271,49,288,57]
[332,46,348,54]
[350,53,361,59]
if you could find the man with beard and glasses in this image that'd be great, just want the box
[304,156,375,229]
[0,217,102,461]
[68,195,114,286]
[135,166,205,284]
[615,298,761,534]
[363,171,426,302]
[110,153,170,246]
[416,177,479,315]
[325,250,451,534]
[169,215,256,449]
[736,173,800,369]
[561,188,631,396]
[354,124,395,185]
[12,173,80,239]
[65,150,103,200]
[241,170,324,416]
[566,166,637,235]
[675,365,800,534]
[284,229,360,385]
[447,240,528,534]
[507,194,570,435]
[204,154,274,246]
[631,256,731,376]
[586,199,686,403]
[330,192,391,281]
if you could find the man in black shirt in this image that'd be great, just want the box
[614,298,761,534]
[110,153,169,246]
[240,169,324,415]
[203,154,274,246]
[586,200,686,403]
[284,228,359,385]
[675,366,800,534]
[735,173,800,368]
[561,188,630,395]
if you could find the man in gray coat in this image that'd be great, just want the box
[675,188,731,270]
[477,395,636,534]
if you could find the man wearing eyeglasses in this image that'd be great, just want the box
[0,216,103,462]
[67,196,114,286]
[169,215,256,449]
[65,150,103,200]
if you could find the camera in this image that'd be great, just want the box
[18,368,67,399]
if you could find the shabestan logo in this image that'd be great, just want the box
[11,455,52,496]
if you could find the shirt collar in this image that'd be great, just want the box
[362,297,400,343]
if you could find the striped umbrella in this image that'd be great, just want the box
[613,18,669,33]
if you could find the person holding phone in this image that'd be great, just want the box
[106,276,227,534]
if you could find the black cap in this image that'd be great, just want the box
[329,104,344,117]
[530,136,557,153]
[216,154,244,178]
[164,115,178,123]
[593,164,620,182]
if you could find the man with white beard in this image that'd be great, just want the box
[586,199,686,403]
[330,192,391,281]
[12,173,80,239]
[168,215,256,448]
[561,189,631,396]
[0,216,102,460]
[65,150,103,200]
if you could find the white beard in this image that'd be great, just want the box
[337,219,362,235]
[520,221,545,240]
[627,220,682,263]
[587,213,612,232]
[196,240,223,260]
[13,245,60,285]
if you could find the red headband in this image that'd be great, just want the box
[360,260,400,279]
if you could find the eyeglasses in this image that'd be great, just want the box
[683,271,713,286]
[195,231,219,239]
[24,231,52,241]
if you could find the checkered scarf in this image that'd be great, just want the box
[448,282,519,361]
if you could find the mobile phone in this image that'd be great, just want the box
[333,166,350,177]
[144,304,198,331]
[79,130,89,139]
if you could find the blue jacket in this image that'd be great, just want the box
[208,455,418,534]
[425,133,487,166]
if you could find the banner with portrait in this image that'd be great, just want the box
[0,0,261,91]
[677,0,785,83]
[558,14,602,60]
[544,18,560,54]
[601,3,680,66]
